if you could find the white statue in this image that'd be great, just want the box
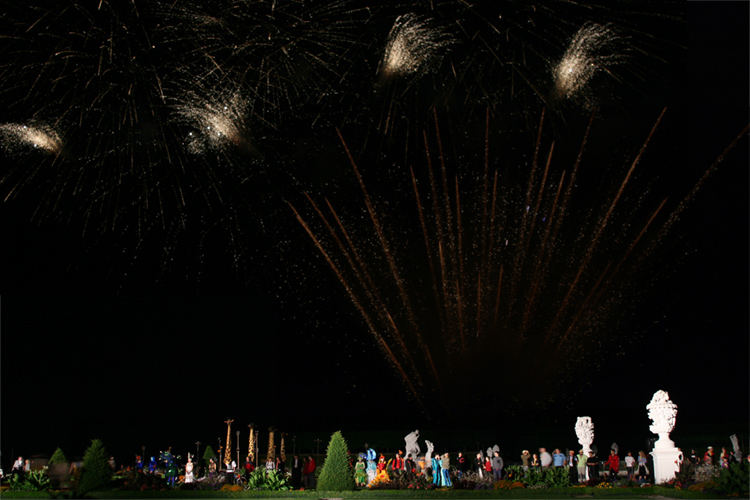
[424,440,434,467]
[729,434,742,462]
[404,430,421,462]
[575,416,594,455]
[647,390,678,449]
[647,389,680,484]
[485,445,499,460]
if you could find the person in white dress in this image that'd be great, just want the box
[185,454,195,483]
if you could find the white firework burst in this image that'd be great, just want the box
[173,90,250,155]
[0,123,62,155]
[379,13,454,78]
[553,23,625,103]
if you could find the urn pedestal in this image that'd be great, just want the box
[650,445,681,484]
[647,390,680,484]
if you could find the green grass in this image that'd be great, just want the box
[0,487,734,499]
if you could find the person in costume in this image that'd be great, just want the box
[135,455,143,473]
[404,454,416,475]
[432,453,442,486]
[392,450,404,473]
[457,452,466,479]
[244,456,255,479]
[148,456,157,474]
[365,449,377,484]
[441,452,452,487]
[375,455,390,482]
[354,456,367,487]
[475,452,484,478]
[161,454,177,487]
[184,454,195,484]
[208,457,217,480]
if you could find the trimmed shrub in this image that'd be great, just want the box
[316,430,354,491]
[49,447,68,465]
[77,439,112,494]
[203,444,216,468]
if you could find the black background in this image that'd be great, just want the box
[1,1,748,466]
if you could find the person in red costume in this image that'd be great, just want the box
[605,449,620,482]
[302,456,315,489]
[392,450,404,472]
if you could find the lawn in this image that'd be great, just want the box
[0,487,733,499]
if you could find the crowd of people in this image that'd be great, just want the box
[3,442,742,488]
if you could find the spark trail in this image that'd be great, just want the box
[292,106,747,415]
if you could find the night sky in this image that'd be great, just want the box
[1,1,748,467]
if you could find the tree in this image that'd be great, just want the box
[203,444,216,468]
[48,447,67,465]
[77,439,112,494]
[316,430,354,491]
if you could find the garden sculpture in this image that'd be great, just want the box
[404,429,420,463]
[575,416,594,455]
[647,389,680,483]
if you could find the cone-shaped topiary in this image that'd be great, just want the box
[203,444,216,468]
[316,430,354,491]
[77,439,112,494]
[49,447,67,465]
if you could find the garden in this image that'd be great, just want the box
[2,432,747,499]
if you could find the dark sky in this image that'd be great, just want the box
[1,1,748,466]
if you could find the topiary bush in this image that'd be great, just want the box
[49,447,68,465]
[202,444,216,469]
[316,430,354,491]
[77,438,112,494]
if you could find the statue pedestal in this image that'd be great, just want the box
[650,446,680,484]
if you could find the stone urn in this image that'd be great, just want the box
[647,390,681,483]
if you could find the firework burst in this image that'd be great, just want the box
[290,106,742,414]
[0,123,61,156]
[551,23,627,106]
[378,13,454,79]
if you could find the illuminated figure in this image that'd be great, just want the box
[354,455,367,487]
[365,448,377,484]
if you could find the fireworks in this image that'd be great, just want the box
[290,107,710,413]
[173,88,251,155]
[378,14,454,79]
[0,123,61,155]
[552,23,626,104]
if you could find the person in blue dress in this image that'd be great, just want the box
[432,454,442,486]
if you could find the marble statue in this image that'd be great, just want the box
[575,416,594,455]
[424,440,434,468]
[647,390,677,449]
[404,430,420,462]
[647,390,680,483]
[729,434,742,462]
